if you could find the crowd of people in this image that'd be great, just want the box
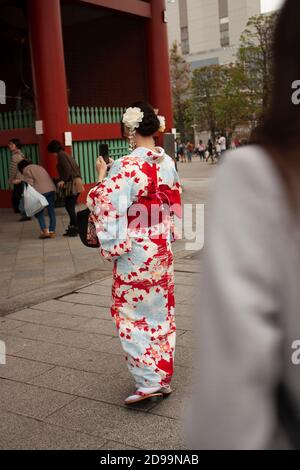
[176,133,237,164]
[8,138,83,239]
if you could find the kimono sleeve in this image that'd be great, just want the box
[86,159,137,261]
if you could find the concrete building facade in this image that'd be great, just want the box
[167,0,261,68]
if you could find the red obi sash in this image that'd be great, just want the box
[127,161,180,229]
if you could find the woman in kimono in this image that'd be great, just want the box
[87,102,182,405]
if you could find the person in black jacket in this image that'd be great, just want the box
[206,139,215,163]
[47,140,83,237]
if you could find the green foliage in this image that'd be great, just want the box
[237,13,277,118]
[169,41,191,140]
[170,14,277,141]
[191,64,250,139]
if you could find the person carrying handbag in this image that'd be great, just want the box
[47,140,84,237]
[18,160,56,239]
[8,138,31,221]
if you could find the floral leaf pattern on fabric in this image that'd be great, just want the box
[87,147,182,388]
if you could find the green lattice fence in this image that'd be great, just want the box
[72,139,129,184]
[69,106,125,124]
[0,107,127,190]
[0,144,40,190]
[0,109,35,130]
[0,106,125,128]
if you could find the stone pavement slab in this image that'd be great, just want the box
[148,365,192,421]
[0,318,26,332]
[7,323,116,353]
[99,441,140,450]
[31,299,112,320]
[175,315,193,331]
[0,378,75,420]
[12,340,126,375]
[0,356,53,382]
[28,367,155,410]
[59,293,112,308]
[0,333,36,355]
[45,397,185,450]
[78,284,113,296]
[0,268,112,316]
[0,410,107,450]
[72,317,117,337]
[7,308,88,329]
[29,367,122,396]
[0,208,111,303]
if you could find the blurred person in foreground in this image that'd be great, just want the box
[186,0,300,450]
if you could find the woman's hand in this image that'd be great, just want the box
[96,156,110,182]
[107,157,114,170]
[57,180,65,189]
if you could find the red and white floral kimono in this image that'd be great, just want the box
[87,146,182,389]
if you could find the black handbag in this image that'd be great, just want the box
[77,208,100,248]
[56,180,73,199]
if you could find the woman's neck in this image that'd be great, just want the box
[134,136,156,152]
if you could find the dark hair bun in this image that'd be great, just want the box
[47,140,63,153]
[130,101,160,137]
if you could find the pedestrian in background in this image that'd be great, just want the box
[197,140,206,161]
[178,142,186,163]
[187,141,194,163]
[186,0,300,449]
[218,133,227,160]
[206,139,215,163]
[47,140,83,237]
[18,160,56,239]
[8,138,31,221]
[215,136,221,160]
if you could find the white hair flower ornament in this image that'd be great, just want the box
[158,115,166,133]
[122,107,144,130]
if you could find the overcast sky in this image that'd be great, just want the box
[261,0,285,13]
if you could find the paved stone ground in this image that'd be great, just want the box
[0,159,215,450]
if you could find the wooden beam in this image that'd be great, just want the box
[0,128,37,147]
[70,123,122,141]
[78,0,151,18]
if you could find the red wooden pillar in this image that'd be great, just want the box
[27,0,70,176]
[147,0,173,132]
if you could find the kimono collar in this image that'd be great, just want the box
[131,146,165,163]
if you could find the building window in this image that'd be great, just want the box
[219,0,230,48]
[181,26,190,54]
[179,0,190,55]
[220,22,230,47]
[218,0,228,19]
